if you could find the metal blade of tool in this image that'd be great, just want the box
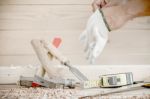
[64,63,88,81]
[34,75,76,88]
[33,75,58,88]
[41,40,88,81]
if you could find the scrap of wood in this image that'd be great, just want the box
[31,39,64,79]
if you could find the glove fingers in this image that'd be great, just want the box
[89,55,95,64]
[79,30,87,43]
[87,42,96,64]
[88,50,96,64]
[93,38,108,58]
[79,30,89,52]
[86,44,91,60]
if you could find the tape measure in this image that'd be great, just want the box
[82,72,134,88]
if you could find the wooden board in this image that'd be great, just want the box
[1,53,150,65]
[0,0,91,5]
[0,65,150,83]
[0,5,91,31]
[0,29,150,54]
[0,5,149,31]
[0,4,150,65]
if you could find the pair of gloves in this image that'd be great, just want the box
[80,9,111,64]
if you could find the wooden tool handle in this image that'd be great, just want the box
[41,40,69,64]
[31,39,60,78]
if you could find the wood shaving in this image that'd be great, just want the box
[0,87,150,99]
[0,88,77,99]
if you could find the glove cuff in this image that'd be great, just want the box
[99,9,111,32]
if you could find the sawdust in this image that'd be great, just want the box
[79,94,150,99]
[0,88,77,99]
[0,87,150,99]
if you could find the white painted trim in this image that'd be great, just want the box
[0,65,150,84]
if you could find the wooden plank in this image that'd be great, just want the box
[0,5,150,66]
[0,51,150,65]
[0,30,83,54]
[0,5,91,31]
[0,5,149,31]
[0,66,37,84]
[0,65,150,83]
[0,0,91,5]
[0,30,150,54]
[0,55,40,66]
[0,30,150,65]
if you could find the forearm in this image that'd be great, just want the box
[125,0,150,19]
[100,0,150,30]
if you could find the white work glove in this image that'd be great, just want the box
[80,9,110,64]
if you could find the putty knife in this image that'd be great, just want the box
[41,40,88,81]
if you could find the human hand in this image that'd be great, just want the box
[92,0,128,12]
[102,5,132,30]
[81,0,147,63]
[80,5,131,63]
[80,9,109,64]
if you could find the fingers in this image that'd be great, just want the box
[92,0,108,12]
[92,0,103,12]
[79,30,87,43]
[87,42,96,64]
[87,28,108,64]
[92,0,100,12]
[101,0,107,7]
[80,30,96,64]
[79,30,89,53]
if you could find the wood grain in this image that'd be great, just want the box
[0,4,150,65]
[0,0,91,5]
[0,65,150,83]
[0,30,150,54]
[0,5,91,31]
[0,5,149,31]
[0,52,150,65]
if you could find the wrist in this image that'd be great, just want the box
[124,0,150,18]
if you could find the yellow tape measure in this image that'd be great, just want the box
[83,80,101,88]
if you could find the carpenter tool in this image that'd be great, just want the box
[19,76,56,88]
[31,39,87,89]
[34,75,76,88]
[41,40,88,81]
[19,38,64,88]
[19,76,34,87]
[23,38,62,88]
[76,77,150,98]
[102,82,150,95]
[80,72,134,89]
[31,38,62,79]
[100,72,134,88]
[19,75,76,88]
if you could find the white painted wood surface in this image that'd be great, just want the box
[0,0,91,4]
[0,0,150,65]
[0,65,150,84]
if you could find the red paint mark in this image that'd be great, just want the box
[52,37,62,48]
[32,37,62,87]
[32,82,40,87]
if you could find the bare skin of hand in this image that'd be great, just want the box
[92,0,150,30]
[101,5,131,30]
[92,0,128,12]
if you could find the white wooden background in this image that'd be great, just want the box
[0,0,150,66]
